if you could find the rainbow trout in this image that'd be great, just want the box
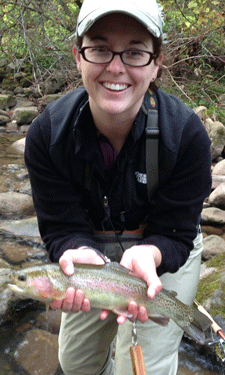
[3,262,211,344]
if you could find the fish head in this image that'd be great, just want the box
[7,266,56,302]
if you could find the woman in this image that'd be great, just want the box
[25,0,212,374]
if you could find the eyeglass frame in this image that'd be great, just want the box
[78,46,157,67]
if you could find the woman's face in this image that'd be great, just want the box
[74,14,161,122]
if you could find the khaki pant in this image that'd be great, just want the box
[58,232,203,375]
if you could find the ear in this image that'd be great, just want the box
[72,45,82,72]
[152,52,163,79]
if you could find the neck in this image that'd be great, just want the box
[90,105,137,153]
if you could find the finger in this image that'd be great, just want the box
[127,301,138,322]
[81,298,91,313]
[137,306,148,323]
[100,309,110,320]
[50,299,63,310]
[71,289,85,313]
[59,256,74,276]
[117,315,127,325]
[61,287,76,312]
[147,279,162,299]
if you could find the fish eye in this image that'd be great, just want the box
[18,274,27,282]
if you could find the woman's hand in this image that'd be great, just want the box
[50,247,105,313]
[100,245,162,324]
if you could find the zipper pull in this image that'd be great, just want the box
[103,196,110,219]
[103,196,109,208]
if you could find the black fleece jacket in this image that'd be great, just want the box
[25,87,212,276]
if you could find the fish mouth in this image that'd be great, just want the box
[7,284,25,294]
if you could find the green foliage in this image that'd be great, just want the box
[0,0,224,123]
[160,0,225,123]
[0,0,81,72]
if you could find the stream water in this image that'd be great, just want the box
[0,132,224,375]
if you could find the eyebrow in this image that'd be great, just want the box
[90,36,148,49]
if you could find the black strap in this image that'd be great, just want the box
[142,95,159,202]
[145,108,159,202]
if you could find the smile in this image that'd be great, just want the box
[102,82,129,91]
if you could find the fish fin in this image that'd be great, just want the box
[163,289,177,298]
[106,262,132,274]
[177,308,212,345]
[148,316,170,326]
[112,308,133,319]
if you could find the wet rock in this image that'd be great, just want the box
[204,289,224,316]
[11,137,25,154]
[206,119,225,160]
[0,216,40,238]
[0,116,9,125]
[212,175,225,189]
[0,192,34,218]
[1,242,46,263]
[201,225,223,236]
[5,121,18,132]
[200,263,216,278]
[41,71,67,95]
[15,97,35,108]
[208,183,225,209]
[0,288,14,320]
[0,110,10,124]
[14,86,25,95]
[16,171,29,181]
[194,106,207,121]
[14,179,32,195]
[19,125,30,133]
[213,159,225,175]
[12,106,38,125]
[14,329,59,375]
[35,309,62,334]
[0,258,11,268]
[201,207,225,224]
[202,235,225,261]
[38,94,62,108]
[0,94,16,111]
[196,253,225,319]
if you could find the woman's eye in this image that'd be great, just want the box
[91,47,110,54]
[126,50,143,58]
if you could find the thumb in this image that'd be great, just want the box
[147,276,162,299]
[59,255,74,276]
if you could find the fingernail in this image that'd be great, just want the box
[65,266,74,275]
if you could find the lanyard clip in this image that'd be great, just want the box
[132,322,138,346]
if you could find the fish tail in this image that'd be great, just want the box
[178,308,212,345]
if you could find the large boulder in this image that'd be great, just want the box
[0,192,34,218]
[202,235,225,261]
[205,118,225,160]
[0,94,16,110]
[208,183,225,209]
[12,106,38,125]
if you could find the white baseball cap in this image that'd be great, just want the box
[76,0,163,39]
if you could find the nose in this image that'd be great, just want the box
[106,54,126,74]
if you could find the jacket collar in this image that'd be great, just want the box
[73,89,158,160]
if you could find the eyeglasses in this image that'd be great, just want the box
[78,46,156,67]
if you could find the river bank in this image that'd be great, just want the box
[0,84,225,373]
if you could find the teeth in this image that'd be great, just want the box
[103,83,128,91]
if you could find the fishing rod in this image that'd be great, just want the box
[194,300,225,363]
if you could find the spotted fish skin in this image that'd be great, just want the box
[6,262,212,344]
